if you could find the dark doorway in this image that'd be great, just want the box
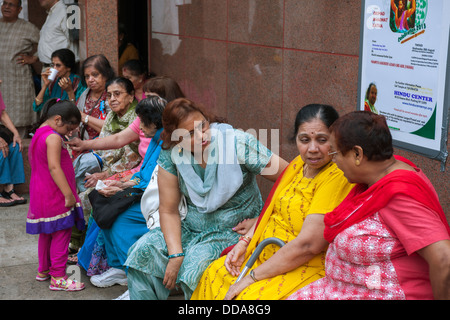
[118,0,149,71]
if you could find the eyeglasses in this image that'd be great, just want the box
[1,1,20,8]
[51,63,63,68]
[328,150,340,160]
[106,91,128,99]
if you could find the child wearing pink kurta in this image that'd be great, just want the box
[26,99,85,291]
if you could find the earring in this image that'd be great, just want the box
[355,159,360,166]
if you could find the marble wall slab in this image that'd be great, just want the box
[82,0,119,73]
[97,0,447,218]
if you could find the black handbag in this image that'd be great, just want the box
[89,187,144,229]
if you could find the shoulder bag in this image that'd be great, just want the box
[89,187,144,229]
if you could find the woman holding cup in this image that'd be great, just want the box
[33,49,86,113]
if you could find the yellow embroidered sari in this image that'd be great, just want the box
[191,156,354,300]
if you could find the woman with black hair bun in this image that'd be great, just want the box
[122,59,149,102]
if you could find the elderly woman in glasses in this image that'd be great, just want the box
[67,76,185,277]
[78,97,168,291]
[68,75,185,164]
[68,76,185,193]
[74,77,142,198]
[124,98,289,300]
[67,77,142,257]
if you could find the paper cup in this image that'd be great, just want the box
[48,68,58,81]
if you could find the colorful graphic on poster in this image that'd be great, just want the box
[359,0,449,156]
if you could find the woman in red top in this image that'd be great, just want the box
[288,111,450,300]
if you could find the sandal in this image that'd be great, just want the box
[49,276,85,292]
[36,271,50,282]
[0,194,14,207]
[67,253,78,265]
[1,189,27,205]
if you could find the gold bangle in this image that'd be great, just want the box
[250,269,259,282]
[35,98,42,104]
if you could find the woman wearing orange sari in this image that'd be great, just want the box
[191,104,354,300]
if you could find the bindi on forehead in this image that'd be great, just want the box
[298,131,329,137]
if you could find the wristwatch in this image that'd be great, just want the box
[84,115,90,125]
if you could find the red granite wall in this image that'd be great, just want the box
[148,0,448,223]
[79,0,119,73]
[24,0,448,223]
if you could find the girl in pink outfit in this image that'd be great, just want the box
[27,98,85,291]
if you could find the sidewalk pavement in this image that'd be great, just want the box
[0,195,163,300]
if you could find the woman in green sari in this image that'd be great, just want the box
[124,98,288,300]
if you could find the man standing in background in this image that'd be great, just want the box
[0,0,40,137]
[37,0,79,69]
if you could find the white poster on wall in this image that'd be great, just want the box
[359,0,450,162]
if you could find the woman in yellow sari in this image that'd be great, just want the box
[191,104,354,300]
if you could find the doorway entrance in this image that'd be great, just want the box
[118,0,149,71]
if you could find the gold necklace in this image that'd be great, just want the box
[303,164,318,179]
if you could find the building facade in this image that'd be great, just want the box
[27,0,449,220]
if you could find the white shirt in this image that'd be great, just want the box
[38,1,78,64]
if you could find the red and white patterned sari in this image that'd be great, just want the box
[288,156,450,300]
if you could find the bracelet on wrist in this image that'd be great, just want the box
[168,252,185,259]
[130,177,140,185]
[239,235,251,245]
[249,269,259,282]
